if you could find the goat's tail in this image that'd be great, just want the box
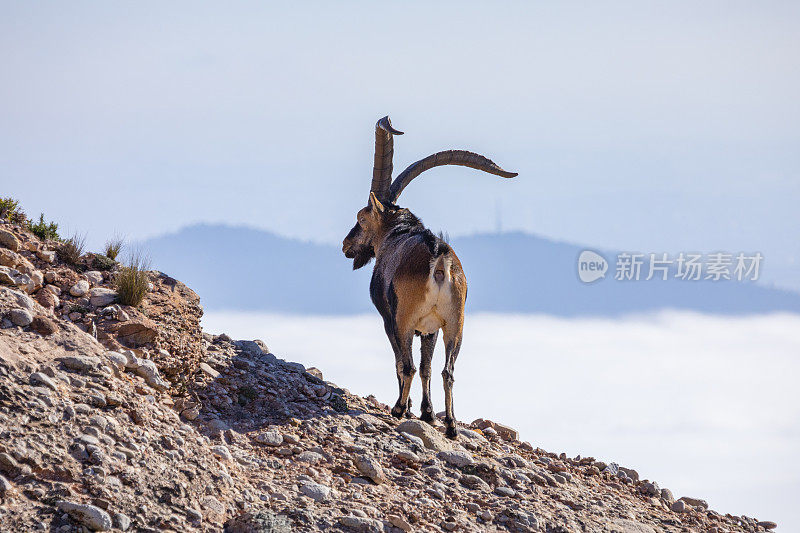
[433,255,449,285]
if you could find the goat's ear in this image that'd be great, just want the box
[368,192,385,214]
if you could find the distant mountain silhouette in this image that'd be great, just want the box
[140,224,800,316]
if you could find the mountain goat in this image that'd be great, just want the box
[342,116,516,438]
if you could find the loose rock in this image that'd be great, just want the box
[397,419,456,452]
[134,358,169,391]
[85,271,104,285]
[89,288,117,307]
[29,372,57,390]
[437,449,474,467]
[30,316,58,335]
[678,496,709,509]
[9,308,32,327]
[354,454,387,484]
[0,230,20,252]
[255,430,283,446]
[300,481,331,502]
[70,280,90,297]
[56,501,113,531]
[58,356,102,373]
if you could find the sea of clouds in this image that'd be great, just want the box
[203,311,800,531]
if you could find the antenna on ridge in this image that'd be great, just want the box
[495,199,503,234]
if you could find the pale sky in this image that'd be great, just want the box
[2,2,799,288]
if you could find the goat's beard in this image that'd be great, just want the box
[351,246,375,270]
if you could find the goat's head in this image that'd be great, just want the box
[342,192,388,270]
[342,115,518,268]
[342,116,402,270]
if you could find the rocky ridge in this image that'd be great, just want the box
[0,220,778,532]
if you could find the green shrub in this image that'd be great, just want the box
[9,208,27,225]
[0,197,18,212]
[28,214,60,241]
[91,253,117,271]
[57,233,86,265]
[115,252,150,307]
[103,235,125,260]
[0,197,28,225]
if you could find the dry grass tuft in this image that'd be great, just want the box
[57,233,86,265]
[115,252,151,307]
[104,235,125,260]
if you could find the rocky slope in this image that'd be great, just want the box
[0,221,778,532]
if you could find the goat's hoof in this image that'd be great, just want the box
[390,405,406,419]
[445,425,458,439]
[420,411,435,424]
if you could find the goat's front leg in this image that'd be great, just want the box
[381,317,404,410]
[391,331,415,419]
[419,332,438,423]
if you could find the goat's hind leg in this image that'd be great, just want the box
[442,325,462,439]
[419,331,438,423]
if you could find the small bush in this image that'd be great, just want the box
[58,233,86,265]
[103,235,125,260]
[115,252,150,307]
[28,214,60,241]
[10,208,27,225]
[0,197,28,225]
[0,197,19,212]
[91,253,117,271]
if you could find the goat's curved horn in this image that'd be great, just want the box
[389,150,517,202]
[370,116,404,202]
